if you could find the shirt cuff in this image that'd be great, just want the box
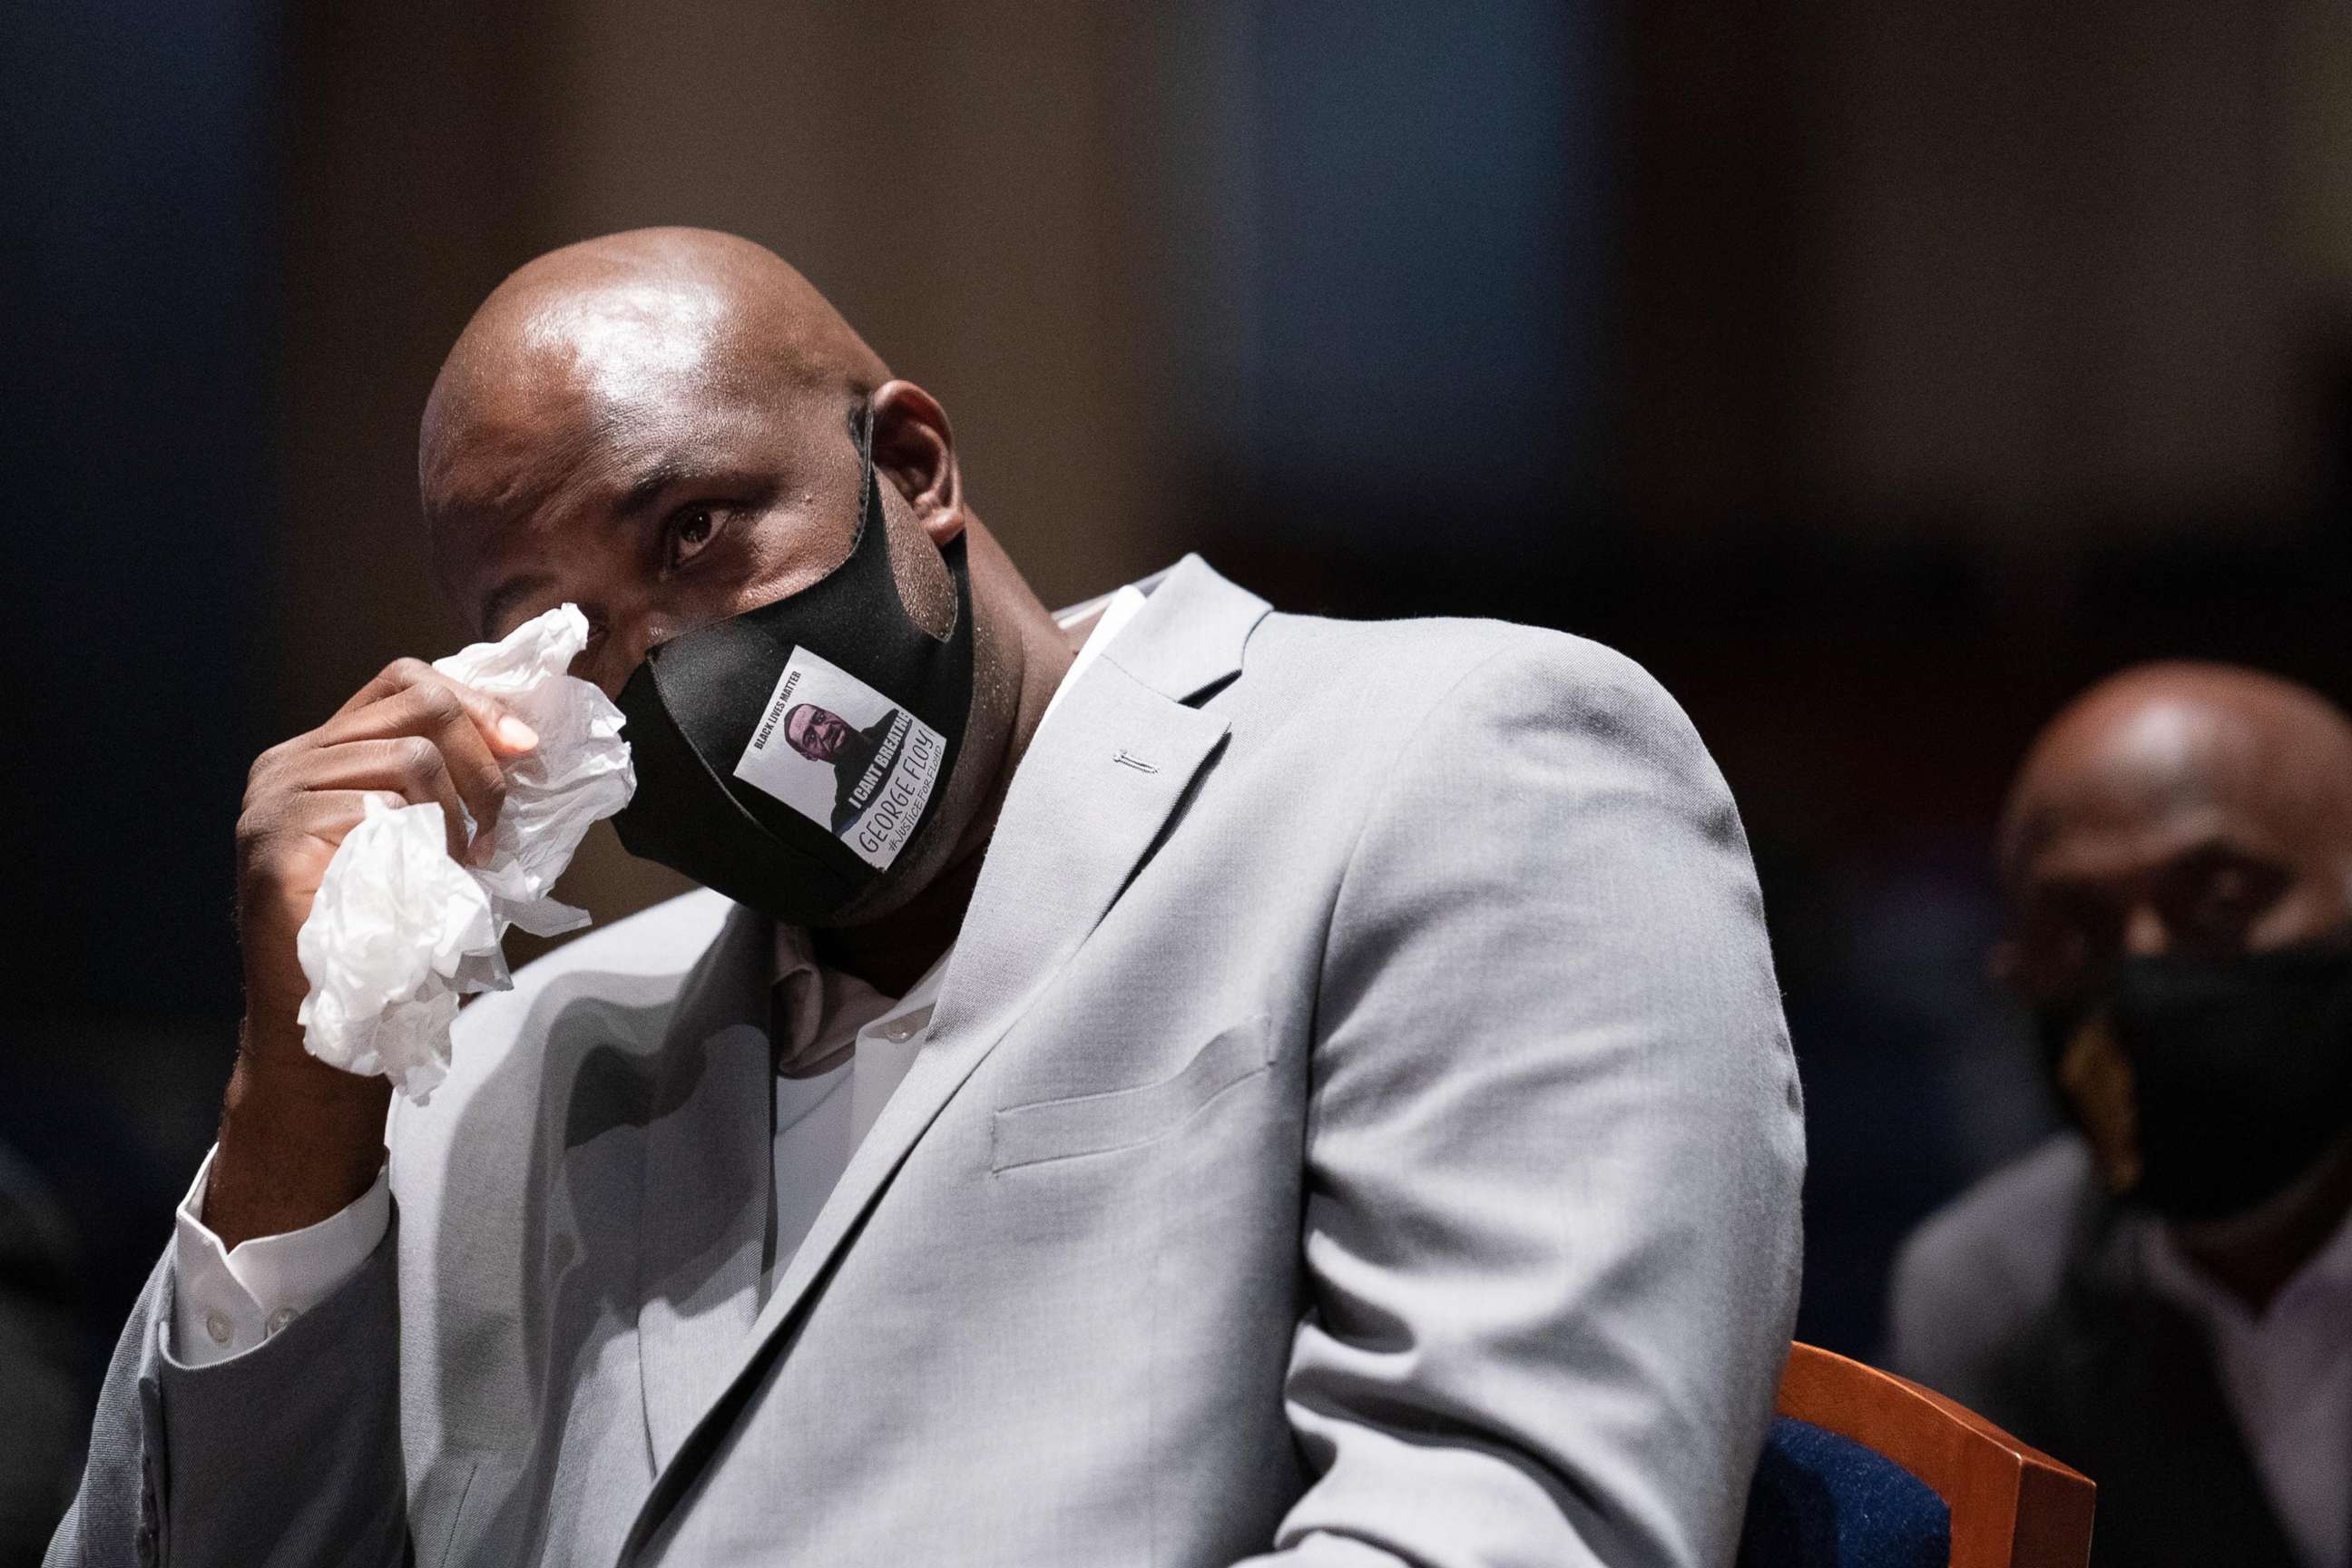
[170,1143,391,1367]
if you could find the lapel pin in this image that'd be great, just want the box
[1113,750,1158,774]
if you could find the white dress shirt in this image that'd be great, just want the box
[761,938,946,1276]
[2142,1203,2352,1568]
[171,583,1150,1366]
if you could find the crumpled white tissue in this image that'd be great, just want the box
[296,604,635,1102]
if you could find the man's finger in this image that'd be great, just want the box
[312,683,515,856]
[238,789,413,906]
[331,658,539,757]
[295,738,475,859]
[281,788,410,860]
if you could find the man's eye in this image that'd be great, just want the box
[2187,867,2265,936]
[665,506,722,568]
[2164,854,2287,946]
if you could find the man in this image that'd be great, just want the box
[50,229,1804,1567]
[781,700,904,835]
[783,701,874,769]
[1888,663,2352,1568]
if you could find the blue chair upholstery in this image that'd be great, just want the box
[1737,1415,1953,1568]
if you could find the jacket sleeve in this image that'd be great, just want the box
[46,1208,409,1568]
[1238,638,1807,1568]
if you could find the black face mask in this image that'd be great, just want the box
[611,425,973,927]
[2037,944,2352,1224]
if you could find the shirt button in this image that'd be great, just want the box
[204,1308,234,1347]
[265,1306,299,1337]
[881,1005,936,1044]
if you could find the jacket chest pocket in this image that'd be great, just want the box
[990,1019,1271,1173]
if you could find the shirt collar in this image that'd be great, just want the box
[2142,1190,2352,1328]
[769,922,828,1068]
[2294,1191,2352,1294]
[1038,583,1149,731]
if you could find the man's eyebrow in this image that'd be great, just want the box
[2025,830,2287,895]
[2159,833,2288,871]
[618,456,783,519]
[619,457,691,518]
[479,572,554,638]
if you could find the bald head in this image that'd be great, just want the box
[1997,662,2352,1004]
[410,228,977,699]
[422,229,887,529]
[2002,664,2352,875]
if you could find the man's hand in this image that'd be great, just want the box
[205,659,538,1250]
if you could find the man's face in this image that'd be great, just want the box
[786,703,854,764]
[422,283,872,702]
[416,232,1016,928]
[1998,692,2352,1021]
[1997,675,2352,1227]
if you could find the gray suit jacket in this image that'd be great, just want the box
[51,556,1805,1568]
[1886,1135,2301,1568]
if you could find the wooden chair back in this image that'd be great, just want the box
[1774,1342,2096,1568]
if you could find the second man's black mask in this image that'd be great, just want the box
[2039,942,2352,1224]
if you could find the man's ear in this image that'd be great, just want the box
[1985,936,2020,988]
[869,380,966,545]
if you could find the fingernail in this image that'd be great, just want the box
[497,716,538,750]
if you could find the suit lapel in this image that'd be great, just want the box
[1089,554,1272,707]
[634,902,778,1468]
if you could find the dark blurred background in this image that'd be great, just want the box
[5,0,2350,1544]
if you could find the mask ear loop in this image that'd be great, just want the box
[842,393,879,562]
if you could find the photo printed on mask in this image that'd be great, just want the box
[732,647,946,871]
